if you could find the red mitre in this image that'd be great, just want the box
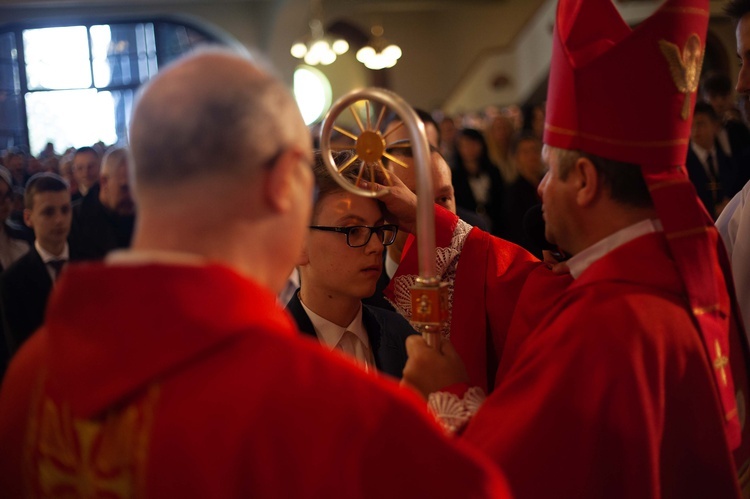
[545,0,746,449]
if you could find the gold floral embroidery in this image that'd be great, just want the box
[25,385,159,498]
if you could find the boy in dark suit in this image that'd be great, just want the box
[686,102,738,218]
[1,173,73,356]
[286,150,417,378]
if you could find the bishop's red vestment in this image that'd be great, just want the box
[388,209,750,497]
[0,261,511,498]
[461,231,748,498]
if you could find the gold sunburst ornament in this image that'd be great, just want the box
[659,33,705,120]
[324,99,412,196]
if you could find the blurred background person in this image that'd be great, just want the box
[452,128,505,235]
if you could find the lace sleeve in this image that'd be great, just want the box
[388,219,473,339]
[427,386,487,435]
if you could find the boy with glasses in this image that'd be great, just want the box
[286,150,417,377]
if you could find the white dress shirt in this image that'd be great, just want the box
[35,240,69,282]
[299,299,375,371]
[278,268,300,306]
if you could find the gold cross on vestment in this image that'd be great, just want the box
[714,339,729,387]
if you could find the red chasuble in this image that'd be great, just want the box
[0,262,510,498]
[386,205,571,392]
[462,232,745,498]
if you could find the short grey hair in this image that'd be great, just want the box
[129,48,304,188]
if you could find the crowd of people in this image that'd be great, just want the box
[0,0,749,497]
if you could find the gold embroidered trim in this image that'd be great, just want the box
[715,340,730,388]
[726,408,739,421]
[665,226,710,240]
[545,123,688,147]
[692,303,723,316]
[659,33,705,119]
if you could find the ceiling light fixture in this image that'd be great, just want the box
[356,25,402,70]
[290,0,349,66]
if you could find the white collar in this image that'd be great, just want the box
[567,219,662,280]
[35,240,69,263]
[106,249,206,267]
[299,298,369,351]
[690,141,715,164]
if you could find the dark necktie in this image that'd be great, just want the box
[706,152,718,179]
[48,259,66,281]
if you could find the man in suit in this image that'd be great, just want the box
[1,173,73,356]
[69,147,135,259]
[701,71,750,184]
[288,150,417,378]
[71,146,100,198]
[686,101,738,218]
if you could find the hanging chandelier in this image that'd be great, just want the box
[356,25,402,70]
[290,0,349,66]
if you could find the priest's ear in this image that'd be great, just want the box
[574,156,600,207]
[263,147,309,214]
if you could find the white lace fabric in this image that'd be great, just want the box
[427,386,487,434]
[389,219,472,339]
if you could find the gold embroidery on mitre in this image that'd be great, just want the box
[714,339,730,388]
[26,385,159,498]
[544,123,688,148]
[659,33,705,120]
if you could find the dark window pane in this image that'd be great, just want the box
[0,32,20,93]
[0,32,23,150]
[156,22,212,66]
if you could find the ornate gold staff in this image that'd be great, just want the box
[319,88,448,348]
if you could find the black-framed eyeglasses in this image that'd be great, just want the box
[309,224,399,248]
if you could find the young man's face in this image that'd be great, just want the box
[72,152,100,191]
[691,113,718,150]
[303,192,387,301]
[24,191,72,252]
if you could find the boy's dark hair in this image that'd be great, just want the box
[694,101,719,122]
[73,146,99,160]
[311,149,387,221]
[701,72,733,98]
[509,131,541,157]
[24,173,68,209]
